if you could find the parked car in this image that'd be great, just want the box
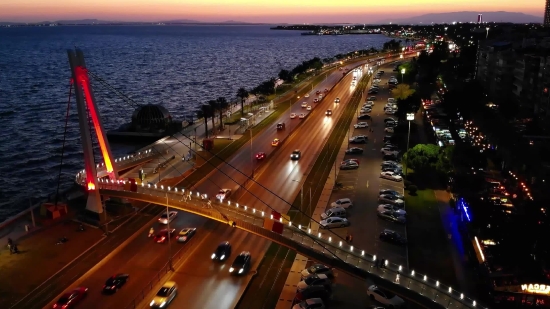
[297,274,332,292]
[301,264,335,280]
[349,135,368,144]
[345,147,363,154]
[320,217,350,229]
[379,229,407,245]
[379,189,404,199]
[292,298,326,309]
[340,161,359,170]
[377,210,406,224]
[377,204,406,216]
[331,198,353,209]
[358,114,371,120]
[354,122,369,129]
[367,285,405,308]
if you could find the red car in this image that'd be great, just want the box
[53,287,88,308]
[256,152,266,160]
[153,229,176,243]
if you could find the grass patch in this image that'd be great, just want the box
[405,188,458,287]
[194,139,234,166]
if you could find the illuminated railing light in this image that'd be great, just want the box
[270,214,273,219]
[399,265,402,271]
[328,237,332,242]
[148,184,151,188]
[411,270,415,276]
[227,200,230,205]
[279,217,283,223]
[373,255,376,261]
[167,186,171,191]
[473,300,476,307]
[298,224,301,230]
[160,185,164,190]
[253,208,256,213]
[339,241,342,247]
[244,206,247,210]
[361,250,364,256]
[174,188,178,192]
[448,287,452,293]
[236,203,239,208]
[384,260,388,266]
[307,228,311,234]
[196,192,200,197]
[460,293,464,300]
[289,221,292,226]
[436,281,439,287]
[318,232,321,238]
[350,246,353,252]
[261,211,264,217]
[423,275,427,281]
[154,184,157,189]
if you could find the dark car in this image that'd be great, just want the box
[177,227,196,242]
[383,135,393,143]
[277,122,285,130]
[291,149,302,160]
[230,251,251,275]
[295,285,332,303]
[383,154,398,161]
[212,241,232,261]
[154,229,176,244]
[379,229,407,245]
[358,114,371,120]
[103,274,129,293]
[345,147,364,154]
[256,152,266,160]
[368,89,379,94]
[52,287,88,308]
[301,264,335,280]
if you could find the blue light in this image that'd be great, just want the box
[460,198,471,222]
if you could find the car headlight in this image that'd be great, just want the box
[150,300,155,306]
[239,268,244,274]
[211,253,216,259]
[229,267,234,272]
[160,301,166,308]
[220,255,225,260]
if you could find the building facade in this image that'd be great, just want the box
[545,0,550,26]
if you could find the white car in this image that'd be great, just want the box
[299,113,306,119]
[382,160,402,167]
[367,285,405,308]
[306,105,312,111]
[373,78,381,83]
[150,281,178,308]
[319,217,350,229]
[304,93,310,98]
[354,122,368,129]
[290,113,297,119]
[379,194,405,205]
[158,211,178,224]
[380,171,403,182]
[301,102,308,108]
[378,204,406,216]
[381,149,399,156]
[364,101,374,107]
[361,108,372,113]
[334,97,340,103]
[331,198,353,209]
[385,109,396,115]
[216,189,231,200]
[387,98,396,103]
[292,298,325,309]
[385,127,394,133]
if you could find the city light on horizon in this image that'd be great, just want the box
[0,0,544,23]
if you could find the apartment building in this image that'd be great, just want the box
[476,41,515,104]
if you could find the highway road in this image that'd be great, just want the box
[145,62,373,309]
[320,60,412,308]
[42,59,372,309]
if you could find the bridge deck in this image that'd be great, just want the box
[97,181,483,309]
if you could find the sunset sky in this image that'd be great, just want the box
[1,0,545,23]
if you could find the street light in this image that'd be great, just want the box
[401,68,406,83]
[405,113,415,178]
[166,194,174,271]
[292,179,304,219]
[249,128,254,178]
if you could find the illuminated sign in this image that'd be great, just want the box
[521,284,550,294]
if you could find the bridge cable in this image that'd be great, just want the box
[54,82,73,206]
[88,71,140,110]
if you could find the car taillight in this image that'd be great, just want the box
[62,305,68,309]
[53,305,57,308]
[161,237,165,241]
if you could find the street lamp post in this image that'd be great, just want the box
[166,194,174,271]
[249,128,254,179]
[405,113,415,178]
[401,68,406,83]
[292,179,304,218]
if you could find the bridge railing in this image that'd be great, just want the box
[96,180,485,309]
[75,148,157,184]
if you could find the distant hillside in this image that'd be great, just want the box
[375,11,543,24]
[159,19,201,24]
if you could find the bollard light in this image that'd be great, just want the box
[298,225,301,230]
[399,265,402,271]
[436,281,439,287]
[361,250,364,256]
[161,185,164,190]
[318,233,321,238]
[373,255,377,261]
[384,260,388,266]
[448,287,452,293]
[308,228,311,234]
[236,203,239,208]
[411,270,415,276]
[473,300,476,307]
[460,293,464,300]
[350,246,354,252]
[423,275,427,281]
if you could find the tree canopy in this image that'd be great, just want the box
[391,84,415,101]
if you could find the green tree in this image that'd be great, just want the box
[403,144,440,174]
[197,104,213,138]
[436,146,454,175]
[236,87,249,117]
[391,84,415,101]
[216,97,229,130]
[278,69,292,82]
[208,99,218,134]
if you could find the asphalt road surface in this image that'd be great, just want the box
[320,61,412,309]
[145,62,373,309]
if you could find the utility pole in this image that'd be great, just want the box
[166,193,174,271]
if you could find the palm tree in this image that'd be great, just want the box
[197,104,213,138]
[208,100,218,134]
[236,87,249,116]
[216,97,229,130]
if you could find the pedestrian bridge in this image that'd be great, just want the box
[85,179,483,309]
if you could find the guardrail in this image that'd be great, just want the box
[97,181,485,309]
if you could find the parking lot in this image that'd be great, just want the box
[323,65,409,269]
